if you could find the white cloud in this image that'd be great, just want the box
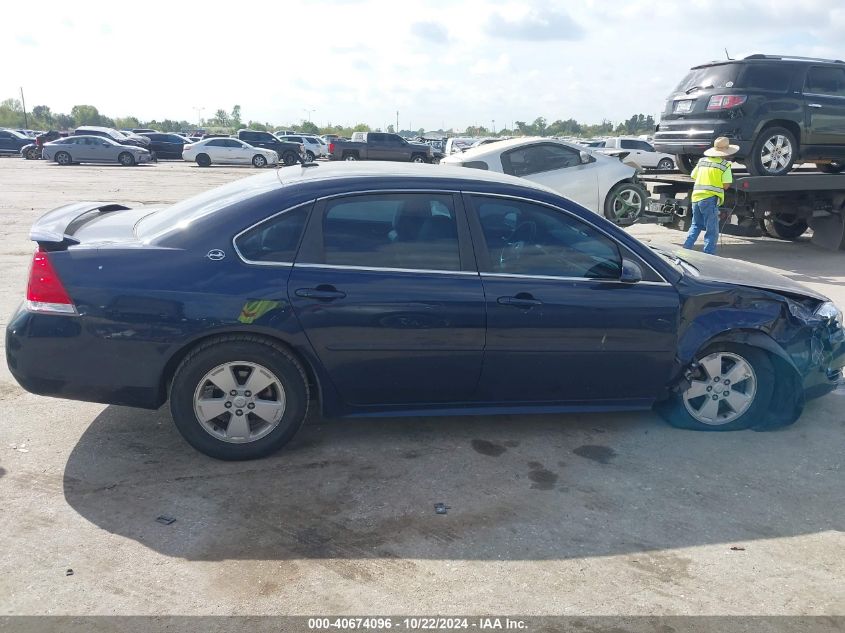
[1,0,844,130]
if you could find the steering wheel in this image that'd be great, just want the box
[498,221,538,268]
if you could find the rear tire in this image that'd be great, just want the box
[252,154,267,168]
[762,214,808,240]
[748,126,797,176]
[603,181,648,224]
[657,157,674,170]
[660,343,774,431]
[817,161,845,174]
[282,151,298,166]
[118,151,135,166]
[24,147,39,160]
[169,336,309,460]
[55,151,72,166]
[305,150,315,162]
[196,153,211,167]
[343,153,359,161]
[411,154,427,163]
[675,154,696,175]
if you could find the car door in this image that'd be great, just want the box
[366,133,390,160]
[288,191,485,407]
[500,142,600,212]
[464,193,679,405]
[803,65,845,149]
[229,139,252,163]
[0,131,12,153]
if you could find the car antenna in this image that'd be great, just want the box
[725,48,733,60]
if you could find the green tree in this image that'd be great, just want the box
[114,116,140,130]
[209,109,231,127]
[70,104,104,126]
[231,105,242,129]
[32,105,53,124]
[55,113,74,130]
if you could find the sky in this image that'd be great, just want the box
[3,0,845,131]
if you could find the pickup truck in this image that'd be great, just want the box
[328,132,433,163]
[590,137,676,171]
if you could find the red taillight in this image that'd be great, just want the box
[329,142,335,154]
[26,249,76,314]
[707,95,747,111]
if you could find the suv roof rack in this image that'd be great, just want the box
[744,54,845,64]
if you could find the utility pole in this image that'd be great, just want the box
[20,87,28,128]
[303,108,316,122]
[193,107,204,127]
[396,110,399,133]
[492,119,496,134]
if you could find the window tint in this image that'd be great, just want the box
[463,160,489,170]
[224,139,244,148]
[166,135,185,143]
[805,66,845,96]
[285,136,302,143]
[235,206,309,263]
[502,143,582,177]
[206,139,226,147]
[620,140,636,150]
[472,197,622,279]
[673,63,739,93]
[0,132,9,139]
[739,64,795,91]
[368,133,386,143]
[320,194,460,271]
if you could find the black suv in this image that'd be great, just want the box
[236,130,303,166]
[654,54,845,176]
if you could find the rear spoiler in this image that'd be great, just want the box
[30,202,130,250]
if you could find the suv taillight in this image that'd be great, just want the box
[707,95,747,111]
[26,249,77,315]
[329,142,335,154]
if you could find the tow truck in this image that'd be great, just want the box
[638,166,845,250]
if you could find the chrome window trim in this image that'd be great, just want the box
[653,129,716,136]
[461,191,671,284]
[803,91,845,100]
[295,262,479,277]
[482,272,671,286]
[232,200,314,267]
[315,188,461,202]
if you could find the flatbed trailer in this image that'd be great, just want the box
[639,169,845,250]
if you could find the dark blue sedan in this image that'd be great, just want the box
[7,163,845,459]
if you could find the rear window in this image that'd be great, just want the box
[135,173,281,240]
[673,63,739,93]
[235,206,309,263]
[737,64,796,91]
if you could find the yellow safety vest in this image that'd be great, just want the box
[690,157,733,204]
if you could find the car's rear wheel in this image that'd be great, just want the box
[24,147,39,160]
[660,344,774,431]
[305,150,315,162]
[343,153,359,161]
[760,213,808,240]
[252,154,267,168]
[282,151,298,166]
[196,153,211,167]
[411,154,427,163]
[657,157,674,170]
[749,126,797,176]
[817,161,845,174]
[170,337,309,460]
[118,151,135,166]
[603,181,648,224]
[675,154,696,175]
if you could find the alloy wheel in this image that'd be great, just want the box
[760,135,793,173]
[683,352,757,425]
[193,361,286,443]
[611,188,643,220]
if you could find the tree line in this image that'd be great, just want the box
[0,99,656,138]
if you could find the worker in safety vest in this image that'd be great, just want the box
[682,136,739,255]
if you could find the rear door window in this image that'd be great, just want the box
[501,143,582,177]
[805,66,845,97]
[314,193,461,271]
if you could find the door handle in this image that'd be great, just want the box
[295,287,346,300]
[498,295,542,308]
[808,103,823,108]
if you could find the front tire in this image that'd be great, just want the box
[660,344,774,431]
[748,126,797,176]
[282,151,298,166]
[252,154,267,168]
[656,157,674,170]
[603,181,648,224]
[24,147,39,160]
[196,153,211,167]
[411,154,427,163]
[118,151,135,166]
[305,151,315,162]
[169,337,309,460]
[55,151,72,166]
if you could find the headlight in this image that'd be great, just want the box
[816,301,843,327]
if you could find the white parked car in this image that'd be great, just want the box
[442,137,649,223]
[182,138,279,168]
[277,134,325,161]
[593,137,675,171]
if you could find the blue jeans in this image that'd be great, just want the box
[683,195,720,255]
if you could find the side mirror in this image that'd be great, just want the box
[580,150,592,164]
[620,259,643,283]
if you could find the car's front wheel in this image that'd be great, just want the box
[660,344,774,431]
[749,126,797,176]
[24,147,39,160]
[170,336,309,460]
[305,151,315,162]
[118,151,135,166]
[196,153,211,167]
[656,157,674,170]
[55,151,72,166]
[603,181,648,224]
[282,151,298,166]
[252,154,267,168]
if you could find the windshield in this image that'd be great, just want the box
[672,63,739,94]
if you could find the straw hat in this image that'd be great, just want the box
[704,136,740,157]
